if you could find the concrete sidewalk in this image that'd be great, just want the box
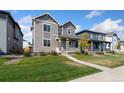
[63,53,111,71]
[70,66,124,82]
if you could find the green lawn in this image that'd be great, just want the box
[74,54,124,68]
[0,55,100,82]
[0,57,10,65]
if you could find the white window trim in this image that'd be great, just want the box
[42,22,52,47]
[43,38,51,47]
[42,23,51,33]
[67,28,71,35]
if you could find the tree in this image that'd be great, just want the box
[116,41,121,50]
[80,32,90,54]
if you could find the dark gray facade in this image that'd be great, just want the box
[76,30,112,52]
[0,11,23,54]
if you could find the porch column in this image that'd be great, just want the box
[99,42,102,51]
[66,39,69,52]
[91,41,93,51]
[78,40,80,48]
[58,38,61,51]
[109,42,112,50]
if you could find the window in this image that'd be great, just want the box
[43,24,51,32]
[90,33,93,39]
[67,28,71,34]
[43,39,51,47]
[75,41,78,48]
[69,41,72,47]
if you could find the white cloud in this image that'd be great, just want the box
[18,15,32,25]
[18,15,32,42]
[24,32,32,37]
[85,10,104,19]
[20,25,30,31]
[76,25,82,32]
[91,18,124,33]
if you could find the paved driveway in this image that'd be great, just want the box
[70,66,124,82]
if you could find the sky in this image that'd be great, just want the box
[8,10,124,43]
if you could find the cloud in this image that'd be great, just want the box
[18,15,32,25]
[18,15,32,42]
[91,18,124,33]
[20,25,30,31]
[76,25,82,32]
[24,32,32,37]
[85,10,104,19]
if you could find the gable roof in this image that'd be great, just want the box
[60,21,76,29]
[106,32,117,37]
[33,13,59,25]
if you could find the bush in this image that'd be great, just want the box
[50,51,58,55]
[40,52,47,56]
[23,48,30,57]
[96,51,104,55]
[109,50,115,54]
[75,51,81,55]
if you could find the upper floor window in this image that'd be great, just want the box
[90,33,93,39]
[43,39,51,47]
[67,28,71,34]
[43,24,51,32]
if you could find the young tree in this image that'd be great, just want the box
[116,41,121,50]
[80,32,90,54]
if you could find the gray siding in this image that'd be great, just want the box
[0,17,7,53]
[33,17,59,53]
[62,23,76,37]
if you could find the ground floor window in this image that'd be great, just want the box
[75,41,78,48]
[43,39,51,47]
[69,41,73,47]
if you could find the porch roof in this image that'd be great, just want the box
[58,35,79,40]
[90,39,111,43]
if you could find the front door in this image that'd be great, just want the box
[61,39,66,52]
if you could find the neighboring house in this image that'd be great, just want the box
[23,40,33,53]
[31,13,78,54]
[76,30,118,52]
[120,40,124,52]
[106,32,119,51]
[0,11,23,54]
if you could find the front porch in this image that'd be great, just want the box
[90,41,111,52]
[55,35,79,53]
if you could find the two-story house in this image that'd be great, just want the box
[32,13,79,54]
[0,11,23,54]
[76,30,118,52]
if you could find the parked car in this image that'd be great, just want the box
[0,50,5,55]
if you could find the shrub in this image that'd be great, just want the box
[75,51,81,55]
[50,51,58,55]
[96,51,104,55]
[23,48,30,57]
[109,50,115,54]
[40,52,47,56]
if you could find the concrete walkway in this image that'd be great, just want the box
[63,53,111,71]
[4,55,23,65]
[70,66,124,82]
[4,59,20,65]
